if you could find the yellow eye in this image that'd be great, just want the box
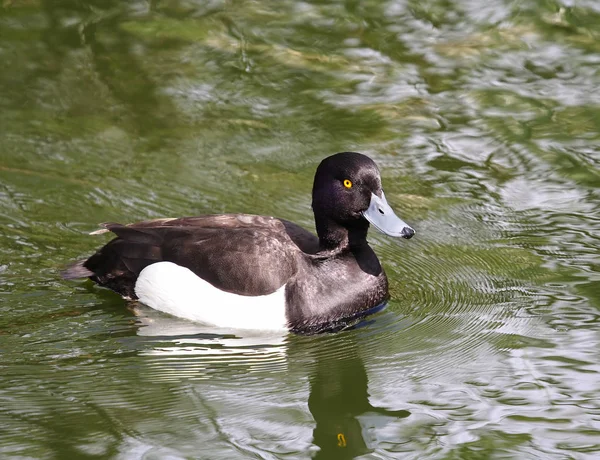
[343,179,352,189]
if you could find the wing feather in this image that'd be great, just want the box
[71,214,305,299]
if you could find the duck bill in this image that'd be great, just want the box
[363,192,415,239]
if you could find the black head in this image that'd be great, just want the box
[312,152,380,227]
[312,152,414,248]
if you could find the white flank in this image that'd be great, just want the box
[134,262,288,331]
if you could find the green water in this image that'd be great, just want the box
[1,0,600,458]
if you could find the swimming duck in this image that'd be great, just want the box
[63,152,414,333]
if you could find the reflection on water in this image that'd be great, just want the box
[307,335,410,459]
[134,305,290,376]
[2,0,600,457]
[125,310,411,459]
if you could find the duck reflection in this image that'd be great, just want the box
[306,333,410,459]
[123,306,408,457]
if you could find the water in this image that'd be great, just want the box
[1,0,600,458]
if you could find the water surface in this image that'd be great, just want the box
[1,0,600,458]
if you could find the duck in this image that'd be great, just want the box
[62,152,415,333]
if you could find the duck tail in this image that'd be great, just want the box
[61,260,94,279]
[61,222,162,299]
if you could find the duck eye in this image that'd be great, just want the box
[343,179,353,189]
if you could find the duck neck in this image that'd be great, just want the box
[315,216,369,251]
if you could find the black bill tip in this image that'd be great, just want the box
[400,227,415,239]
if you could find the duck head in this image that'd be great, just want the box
[312,152,415,248]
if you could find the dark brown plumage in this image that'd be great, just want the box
[63,152,414,333]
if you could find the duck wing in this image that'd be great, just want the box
[64,214,300,299]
